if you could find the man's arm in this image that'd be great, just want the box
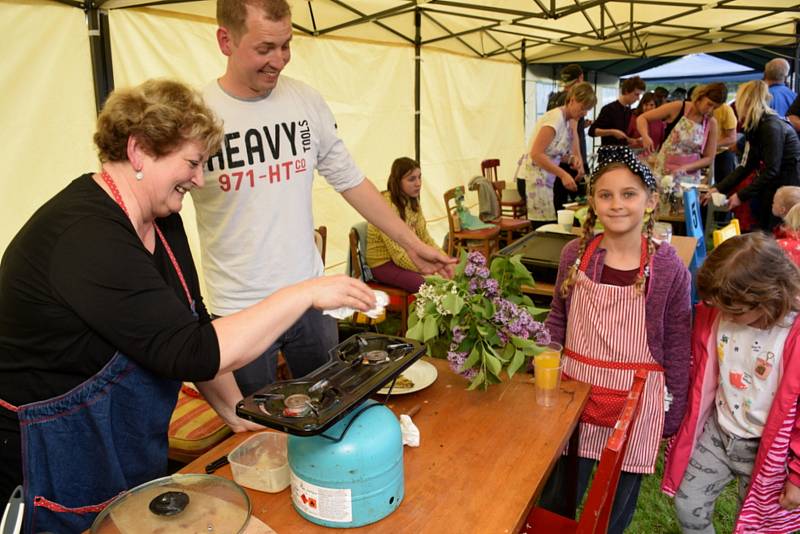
[341,179,455,277]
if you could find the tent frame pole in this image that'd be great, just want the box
[795,21,800,94]
[86,1,114,114]
[415,8,421,163]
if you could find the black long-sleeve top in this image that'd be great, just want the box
[0,174,220,413]
[715,114,800,230]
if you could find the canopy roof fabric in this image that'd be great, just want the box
[86,0,799,63]
[627,53,753,78]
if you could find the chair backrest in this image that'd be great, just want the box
[712,218,740,248]
[481,159,501,182]
[348,222,373,282]
[314,225,327,265]
[577,369,648,534]
[683,187,708,304]
[443,187,460,237]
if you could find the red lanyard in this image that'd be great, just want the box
[100,170,194,309]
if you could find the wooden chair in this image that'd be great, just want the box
[712,218,740,248]
[490,181,531,246]
[348,223,413,335]
[314,225,327,265]
[443,186,501,259]
[482,158,526,219]
[522,369,648,534]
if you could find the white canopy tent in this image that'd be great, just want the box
[2,0,797,279]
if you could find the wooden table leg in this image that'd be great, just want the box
[564,423,580,519]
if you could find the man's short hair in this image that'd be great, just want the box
[765,58,790,83]
[560,64,583,84]
[217,0,292,41]
[620,76,646,94]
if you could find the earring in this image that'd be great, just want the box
[645,207,653,214]
[135,170,144,181]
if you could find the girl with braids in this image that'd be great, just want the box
[365,157,442,293]
[664,234,800,533]
[539,145,692,534]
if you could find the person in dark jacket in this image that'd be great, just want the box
[711,80,800,231]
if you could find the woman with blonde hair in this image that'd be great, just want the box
[711,80,800,231]
[0,79,375,533]
[636,82,725,186]
[521,81,597,223]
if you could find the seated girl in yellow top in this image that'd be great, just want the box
[366,157,441,293]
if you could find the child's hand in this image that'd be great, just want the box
[779,480,800,510]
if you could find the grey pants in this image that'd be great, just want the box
[675,413,760,534]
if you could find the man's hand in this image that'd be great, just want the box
[780,480,800,510]
[728,193,741,210]
[612,129,630,141]
[408,243,456,278]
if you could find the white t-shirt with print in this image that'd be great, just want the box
[715,314,795,439]
[193,78,364,315]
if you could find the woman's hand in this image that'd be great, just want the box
[728,193,741,210]
[641,134,655,155]
[780,480,800,510]
[407,242,456,278]
[305,275,377,312]
[227,416,265,433]
[700,187,718,206]
[569,155,584,179]
[560,172,578,192]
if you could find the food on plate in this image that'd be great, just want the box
[394,374,415,389]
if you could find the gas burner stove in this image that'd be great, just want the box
[236,333,425,436]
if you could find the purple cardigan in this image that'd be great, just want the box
[545,238,692,436]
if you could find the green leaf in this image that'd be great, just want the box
[511,337,537,349]
[406,319,424,341]
[476,323,490,337]
[467,369,486,391]
[485,352,502,378]
[422,314,438,342]
[463,344,481,370]
[500,342,516,363]
[507,349,525,378]
[441,293,465,315]
[407,309,420,328]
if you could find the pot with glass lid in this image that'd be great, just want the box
[90,473,250,533]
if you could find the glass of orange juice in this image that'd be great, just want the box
[534,343,563,407]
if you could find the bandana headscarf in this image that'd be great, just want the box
[590,145,657,191]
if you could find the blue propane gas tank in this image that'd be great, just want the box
[287,400,403,527]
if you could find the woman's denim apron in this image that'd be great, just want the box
[9,351,180,533]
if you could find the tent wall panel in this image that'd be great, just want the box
[109,9,415,275]
[420,50,524,246]
[1,0,98,252]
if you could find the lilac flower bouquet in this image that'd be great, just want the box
[406,251,550,390]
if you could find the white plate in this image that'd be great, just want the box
[377,359,438,395]
[535,223,573,234]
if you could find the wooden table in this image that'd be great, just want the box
[181,358,590,533]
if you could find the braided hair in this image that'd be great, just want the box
[559,147,658,298]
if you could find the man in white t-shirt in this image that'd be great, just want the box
[194,0,455,396]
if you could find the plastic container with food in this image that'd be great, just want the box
[228,431,290,493]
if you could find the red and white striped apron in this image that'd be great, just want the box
[563,235,665,474]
